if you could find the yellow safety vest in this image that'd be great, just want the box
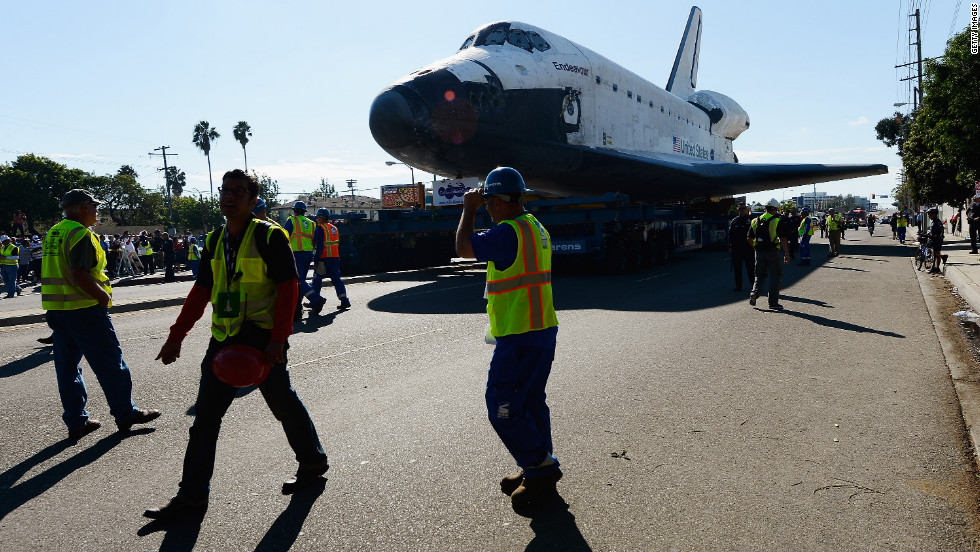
[318,223,340,258]
[0,244,18,266]
[896,216,908,228]
[750,213,781,249]
[798,217,814,237]
[41,219,112,310]
[187,243,200,261]
[208,219,279,341]
[486,213,558,338]
[827,214,843,231]
[288,215,314,252]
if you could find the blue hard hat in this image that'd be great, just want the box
[482,167,526,196]
[293,201,307,212]
[801,207,810,214]
[188,237,197,243]
[316,208,330,218]
[252,197,267,214]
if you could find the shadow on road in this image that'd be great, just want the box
[518,495,593,551]
[137,512,205,552]
[253,478,327,551]
[0,427,153,521]
[0,348,52,379]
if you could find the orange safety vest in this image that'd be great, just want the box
[318,222,340,258]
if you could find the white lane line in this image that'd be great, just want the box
[291,328,445,367]
[635,274,669,283]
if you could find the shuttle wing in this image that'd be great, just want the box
[529,144,887,202]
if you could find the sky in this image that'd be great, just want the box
[0,1,972,207]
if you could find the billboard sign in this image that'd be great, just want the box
[433,178,479,207]
[381,185,421,209]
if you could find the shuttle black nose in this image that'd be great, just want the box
[369,88,419,150]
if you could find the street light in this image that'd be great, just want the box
[385,160,415,185]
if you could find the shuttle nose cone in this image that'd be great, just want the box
[369,88,418,150]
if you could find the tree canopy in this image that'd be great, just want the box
[875,27,979,207]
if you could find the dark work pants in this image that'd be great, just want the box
[731,246,755,290]
[178,324,326,500]
[751,249,783,307]
[971,224,979,252]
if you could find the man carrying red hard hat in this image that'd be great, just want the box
[147,169,328,521]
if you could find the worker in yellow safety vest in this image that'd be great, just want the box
[1,234,22,297]
[312,208,350,309]
[826,207,844,256]
[283,201,326,319]
[41,188,160,442]
[748,203,790,309]
[149,169,328,521]
[456,167,561,510]
[895,212,909,244]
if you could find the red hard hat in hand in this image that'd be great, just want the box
[212,344,271,387]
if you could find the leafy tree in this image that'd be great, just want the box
[90,171,165,226]
[0,154,86,232]
[310,177,338,199]
[192,120,220,196]
[250,170,279,206]
[233,121,252,171]
[118,165,139,178]
[165,166,187,197]
[874,111,913,156]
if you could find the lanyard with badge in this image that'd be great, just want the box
[215,225,244,318]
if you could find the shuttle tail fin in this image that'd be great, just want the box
[666,6,702,99]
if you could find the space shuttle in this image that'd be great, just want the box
[369,7,886,202]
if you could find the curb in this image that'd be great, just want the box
[1,296,189,328]
[916,257,980,472]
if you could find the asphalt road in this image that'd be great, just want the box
[1,231,978,551]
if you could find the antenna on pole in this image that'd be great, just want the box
[149,146,178,231]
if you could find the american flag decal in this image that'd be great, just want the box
[673,137,681,153]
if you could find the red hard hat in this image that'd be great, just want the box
[212,344,271,387]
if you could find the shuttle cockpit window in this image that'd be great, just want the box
[528,31,551,51]
[507,29,532,51]
[484,28,508,46]
[459,35,476,50]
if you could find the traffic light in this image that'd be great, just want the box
[872,193,875,199]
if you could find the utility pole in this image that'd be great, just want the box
[149,146,178,232]
[346,179,357,213]
[896,9,925,110]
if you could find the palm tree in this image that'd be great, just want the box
[233,121,253,171]
[192,121,220,196]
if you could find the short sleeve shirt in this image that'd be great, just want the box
[470,222,518,271]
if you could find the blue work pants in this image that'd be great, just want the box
[897,227,907,244]
[45,306,138,431]
[178,324,327,500]
[312,258,348,303]
[486,329,560,478]
[293,251,322,303]
[2,264,20,297]
[799,235,811,264]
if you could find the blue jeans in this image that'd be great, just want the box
[293,251,323,303]
[45,306,138,431]
[2,264,20,297]
[898,227,907,243]
[486,328,560,478]
[312,258,348,303]
[800,235,811,263]
[188,259,200,278]
[178,324,327,499]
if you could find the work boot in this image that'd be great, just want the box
[500,471,524,496]
[311,297,327,315]
[282,458,330,495]
[117,408,161,432]
[68,419,101,442]
[337,300,351,310]
[510,469,562,507]
[143,495,208,521]
[748,294,757,306]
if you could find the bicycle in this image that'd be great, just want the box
[915,231,934,271]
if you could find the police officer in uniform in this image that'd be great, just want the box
[42,189,160,441]
[283,201,327,318]
[456,167,562,510]
[748,204,790,310]
[148,170,328,521]
[727,204,754,291]
[312,208,350,310]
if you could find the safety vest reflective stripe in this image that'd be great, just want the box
[486,270,552,294]
[288,216,314,252]
[896,217,907,227]
[209,219,278,340]
[485,214,558,337]
[188,244,200,260]
[41,221,112,310]
[318,223,340,258]
[0,244,18,265]
[798,218,813,237]
[827,215,842,230]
